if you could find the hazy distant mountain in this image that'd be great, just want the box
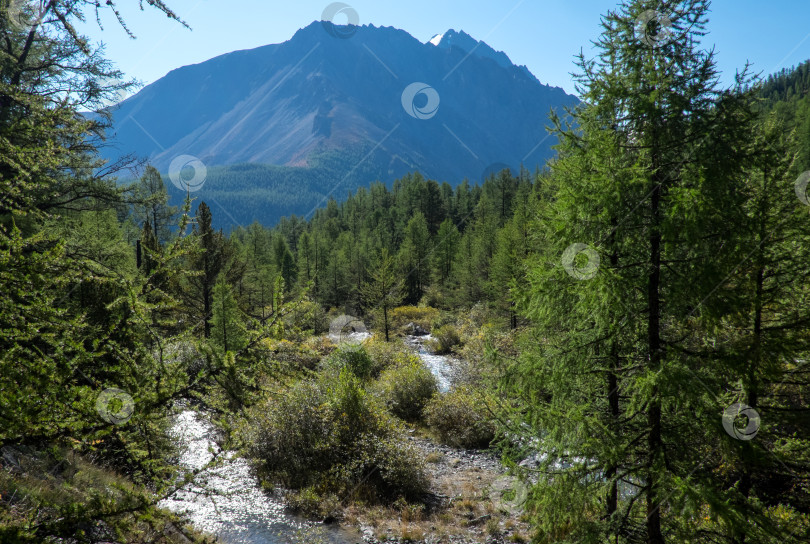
[102,21,577,228]
[427,29,535,80]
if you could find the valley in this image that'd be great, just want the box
[1,1,809,544]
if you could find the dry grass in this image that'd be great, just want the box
[425,451,444,463]
[343,464,531,543]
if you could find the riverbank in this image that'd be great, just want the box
[345,427,531,544]
[161,331,528,544]
[159,410,363,544]
[332,335,531,544]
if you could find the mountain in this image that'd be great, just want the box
[427,29,535,80]
[102,22,578,228]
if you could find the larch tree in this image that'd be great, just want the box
[433,217,460,288]
[502,1,785,543]
[398,211,431,304]
[211,274,247,353]
[133,165,177,245]
[360,247,404,341]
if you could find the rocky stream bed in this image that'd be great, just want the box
[160,336,530,544]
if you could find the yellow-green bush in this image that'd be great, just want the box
[261,338,322,370]
[426,324,461,355]
[456,323,517,387]
[365,336,421,370]
[319,344,379,379]
[424,386,496,449]
[372,360,438,421]
[390,306,439,332]
[244,370,428,502]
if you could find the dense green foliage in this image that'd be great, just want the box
[760,59,810,173]
[372,359,438,421]
[244,365,429,504]
[320,343,379,380]
[424,387,496,449]
[498,2,810,543]
[0,2,304,541]
[2,0,809,542]
[230,168,535,336]
[164,146,402,231]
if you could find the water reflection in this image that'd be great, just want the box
[159,411,357,544]
[405,335,454,393]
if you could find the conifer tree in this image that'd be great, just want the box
[272,233,297,289]
[186,202,231,337]
[503,2,780,542]
[361,248,404,341]
[133,165,177,245]
[211,274,247,352]
[398,211,431,304]
[490,190,530,328]
[712,117,810,542]
[433,218,460,288]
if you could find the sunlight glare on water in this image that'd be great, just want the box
[159,411,357,544]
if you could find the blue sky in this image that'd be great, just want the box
[78,0,810,96]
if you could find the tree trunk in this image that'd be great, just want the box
[606,215,620,526]
[383,305,390,342]
[646,170,664,544]
[203,284,211,338]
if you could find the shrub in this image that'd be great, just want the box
[262,338,321,370]
[390,306,439,332]
[425,387,496,449]
[364,336,418,371]
[373,361,438,421]
[457,328,517,386]
[426,325,461,355]
[286,487,340,519]
[430,311,457,331]
[283,300,328,338]
[457,303,491,336]
[244,370,428,502]
[319,344,378,379]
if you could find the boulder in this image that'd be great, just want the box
[405,322,428,336]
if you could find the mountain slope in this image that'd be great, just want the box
[102,22,578,227]
[427,29,535,81]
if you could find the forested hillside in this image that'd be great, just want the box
[227,168,533,321]
[236,58,810,323]
[760,59,810,171]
